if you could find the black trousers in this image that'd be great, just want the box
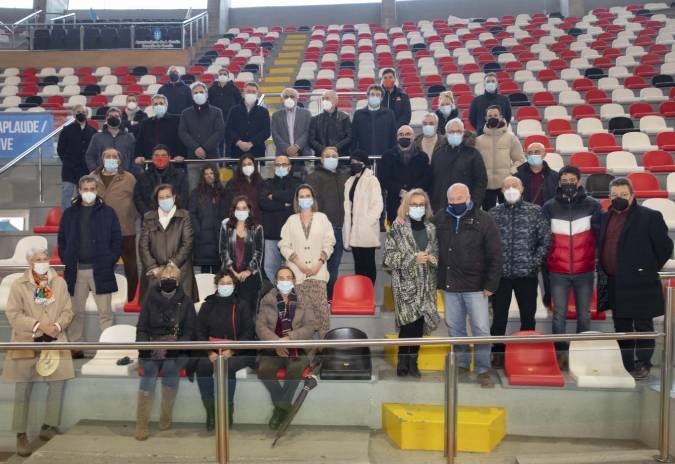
[237,274,262,321]
[482,189,504,211]
[399,317,424,355]
[352,247,377,284]
[613,317,655,371]
[491,276,538,353]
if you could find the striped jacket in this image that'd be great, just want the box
[541,187,602,275]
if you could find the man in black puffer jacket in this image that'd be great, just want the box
[489,176,551,363]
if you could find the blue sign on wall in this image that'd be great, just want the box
[0,113,54,159]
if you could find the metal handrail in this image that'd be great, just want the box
[0,20,12,33]
[0,332,663,352]
[0,117,73,176]
[49,13,76,23]
[182,11,207,26]
[142,155,382,164]
[13,10,42,26]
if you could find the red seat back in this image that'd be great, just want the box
[546,118,573,135]
[643,150,674,169]
[331,275,375,315]
[570,151,600,168]
[657,132,675,150]
[627,172,661,191]
[504,330,564,387]
[516,107,541,121]
[523,134,553,151]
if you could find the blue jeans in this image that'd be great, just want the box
[264,239,283,281]
[550,271,594,337]
[139,355,189,392]
[443,291,491,374]
[327,227,343,299]
[61,181,76,211]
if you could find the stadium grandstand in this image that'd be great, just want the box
[0,0,675,463]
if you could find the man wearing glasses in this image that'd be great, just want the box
[258,155,301,281]
[597,177,672,380]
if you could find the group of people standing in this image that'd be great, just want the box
[2,68,673,457]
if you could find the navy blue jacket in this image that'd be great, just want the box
[158,81,193,116]
[57,197,122,296]
[351,107,397,156]
[225,103,271,157]
[378,146,432,222]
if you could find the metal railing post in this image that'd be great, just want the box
[38,146,43,204]
[657,286,675,462]
[215,351,229,464]
[189,22,193,47]
[444,350,457,463]
[79,25,84,51]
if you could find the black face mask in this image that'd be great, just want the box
[350,163,365,175]
[159,279,178,293]
[486,117,500,129]
[398,137,412,148]
[169,72,180,82]
[75,113,87,123]
[107,116,120,128]
[611,197,630,212]
[561,183,578,198]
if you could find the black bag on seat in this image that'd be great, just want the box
[320,327,372,381]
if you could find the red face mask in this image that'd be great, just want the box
[153,156,170,169]
[382,76,395,89]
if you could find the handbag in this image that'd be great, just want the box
[150,302,182,361]
[13,333,57,360]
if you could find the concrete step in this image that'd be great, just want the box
[515,449,659,464]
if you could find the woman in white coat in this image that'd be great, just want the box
[343,150,384,284]
[279,184,335,337]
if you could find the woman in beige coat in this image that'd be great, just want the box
[2,247,74,457]
[475,105,525,210]
[343,150,383,284]
[279,184,335,336]
[139,183,197,302]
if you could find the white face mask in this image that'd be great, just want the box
[321,99,333,112]
[126,101,138,111]
[193,93,207,106]
[33,262,50,275]
[439,105,453,116]
[244,93,258,105]
[283,97,296,109]
[81,191,96,204]
[242,165,255,177]
[503,187,522,204]
[218,74,229,84]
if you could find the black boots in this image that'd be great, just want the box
[203,399,215,432]
[396,350,409,377]
[408,354,421,378]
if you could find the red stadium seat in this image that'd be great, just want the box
[585,89,611,104]
[572,78,595,92]
[516,107,541,121]
[89,95,108,108]
[657,132,675,151]
[572,105,599,120]
[33,207,61,234]
[627,172,668,198]
[588,133,621,153]
[537,70,558,82]
[456,94,473,110]
[331,275,375,315]
[119,75,136,86]
[450,83,471,97]
[547,119,575,136]
[643,151,675,173]
[523,135,553,152]
[43,95,65,109]
[624,76,650,90]
[630,103,658,119]
[634,64,658,78]
[599,198,611,212]
[504,331,565,387]
[565,288,605,320]
[124,283,141,313]
[49,246,62,266]
[570,152,605,174]
[660,102,675,118]
[532,91,556,107]
[126,84,143,95]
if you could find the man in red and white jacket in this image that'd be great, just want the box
[542,166,602,356]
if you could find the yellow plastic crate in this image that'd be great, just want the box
[383,334,449,371]
[382,403,506,453]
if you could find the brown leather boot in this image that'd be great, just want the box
[16,433,31,457]
[159,386,178,431]
[135,391,154,441]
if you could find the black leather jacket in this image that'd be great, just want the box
[218,221,264,276]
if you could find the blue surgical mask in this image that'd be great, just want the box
[193,93,207,105]
[408,206,425,221]
[153,104,167,118]
[485,82,498,93]
[158,198,175,212]
[298,198,314,210]
[446,133,463,147]
[275,167,289,178]
[276,280,294,294]
[368,95,381,108]
[234,210,249,222]
[527,154,543,166]
[422,125,436,137]
[322,157,338,171]
[217,284,235,298]
[103,158,119,172]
